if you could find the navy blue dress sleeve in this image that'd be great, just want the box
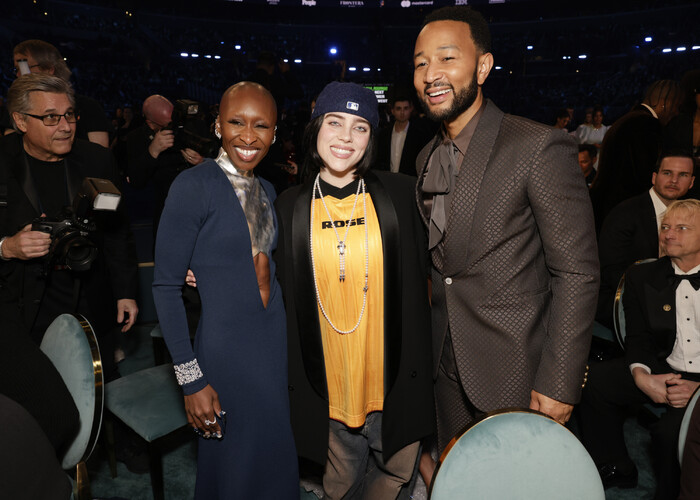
[152,167,210,395]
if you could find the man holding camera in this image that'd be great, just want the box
[126,94,204,238]
[0,73,138,370]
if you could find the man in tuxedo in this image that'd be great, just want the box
[413,5,598,459]
[375,92,432,176]
[580,199,700,499]
[596,154,695,328]
[590,80,682,234]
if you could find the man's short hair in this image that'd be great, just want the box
[7,73,75,130]
[390,88,413,108]
[663,199,700,223]
[422,6,491,54]
[654,152,696,176]
[555,108,569,121]
[14,39,72,82]
[578,144,597,159]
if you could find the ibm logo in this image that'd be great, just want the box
[346,101,360,111]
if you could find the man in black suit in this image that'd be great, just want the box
[596,154,695,328]
[0,73,139,466]
[0,73,138,368]
[580,199,700,499]
[590,80,682,234]
[375,92,432,176]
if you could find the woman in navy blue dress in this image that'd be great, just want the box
[153,82,298,499]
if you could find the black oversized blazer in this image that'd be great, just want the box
[0,133,137,335]
[274,170,435,466]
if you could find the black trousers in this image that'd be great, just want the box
[434,330,484,454]
[578,356,699,500]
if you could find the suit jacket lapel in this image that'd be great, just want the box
[291,179,328,398]
[443,100,504,276]
[646,258,676,336]
[364,172,402,394]
[640,194,659,256]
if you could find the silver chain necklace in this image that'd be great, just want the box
[310,174,369,334]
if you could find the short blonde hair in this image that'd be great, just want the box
[662,199,700,224]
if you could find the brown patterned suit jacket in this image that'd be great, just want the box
[416,99,599,412]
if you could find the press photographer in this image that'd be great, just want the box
[0,73,138,367]
[126,94,214,238]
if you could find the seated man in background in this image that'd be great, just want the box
[580,199,700,500]
[578,144,598,187]
[596,153,695,328]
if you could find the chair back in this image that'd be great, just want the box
[679,388,700,465]
[429,409,604,500]
[40,314,103,469]
[613,258,657,349]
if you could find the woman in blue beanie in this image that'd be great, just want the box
[274,81,434,499]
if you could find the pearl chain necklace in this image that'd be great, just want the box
[310,174,369,334]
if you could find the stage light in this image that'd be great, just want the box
[693,46,700,50]
[526,45,533,50]
[214,55,221,60]
[349,67,357,72]
[495,66,502,70]
[205,55,212,59]
[677,47,687,52]
[283,59,289,63]
[644,36,652,42]
[363,67,370,72]
[578,54,587,59]
[191,54,199,58]
[294,59,302,63]
[180,52,189,57]
[235,45,242,50]
[662,48,672,53]
[330,47,338,55]
[220,41,224,45]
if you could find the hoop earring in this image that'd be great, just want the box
[215,129,221,139]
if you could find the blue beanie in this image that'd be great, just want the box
[311,81,379,129]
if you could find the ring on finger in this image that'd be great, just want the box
[204,418,216,426]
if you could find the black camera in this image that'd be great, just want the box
[167,99,218,158]
[31,178,121,272]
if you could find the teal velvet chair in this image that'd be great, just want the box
[679,388,700,464]
[429,409,604,500]
[40,313,103,500]
[105,363,188,500]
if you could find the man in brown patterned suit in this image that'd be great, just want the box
[413,6,599,457]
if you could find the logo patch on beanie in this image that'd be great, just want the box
[346,101,360,111]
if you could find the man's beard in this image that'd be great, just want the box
[420,69,479,124]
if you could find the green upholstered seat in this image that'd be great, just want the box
[105,363,187,443]
[430,409,604,500]
[41,314,103,469]
[592,320,615,343]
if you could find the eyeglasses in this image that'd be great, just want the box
[12,64,41,74]
[23,111,79,126]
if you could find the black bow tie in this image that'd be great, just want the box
[670,272,700,291]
